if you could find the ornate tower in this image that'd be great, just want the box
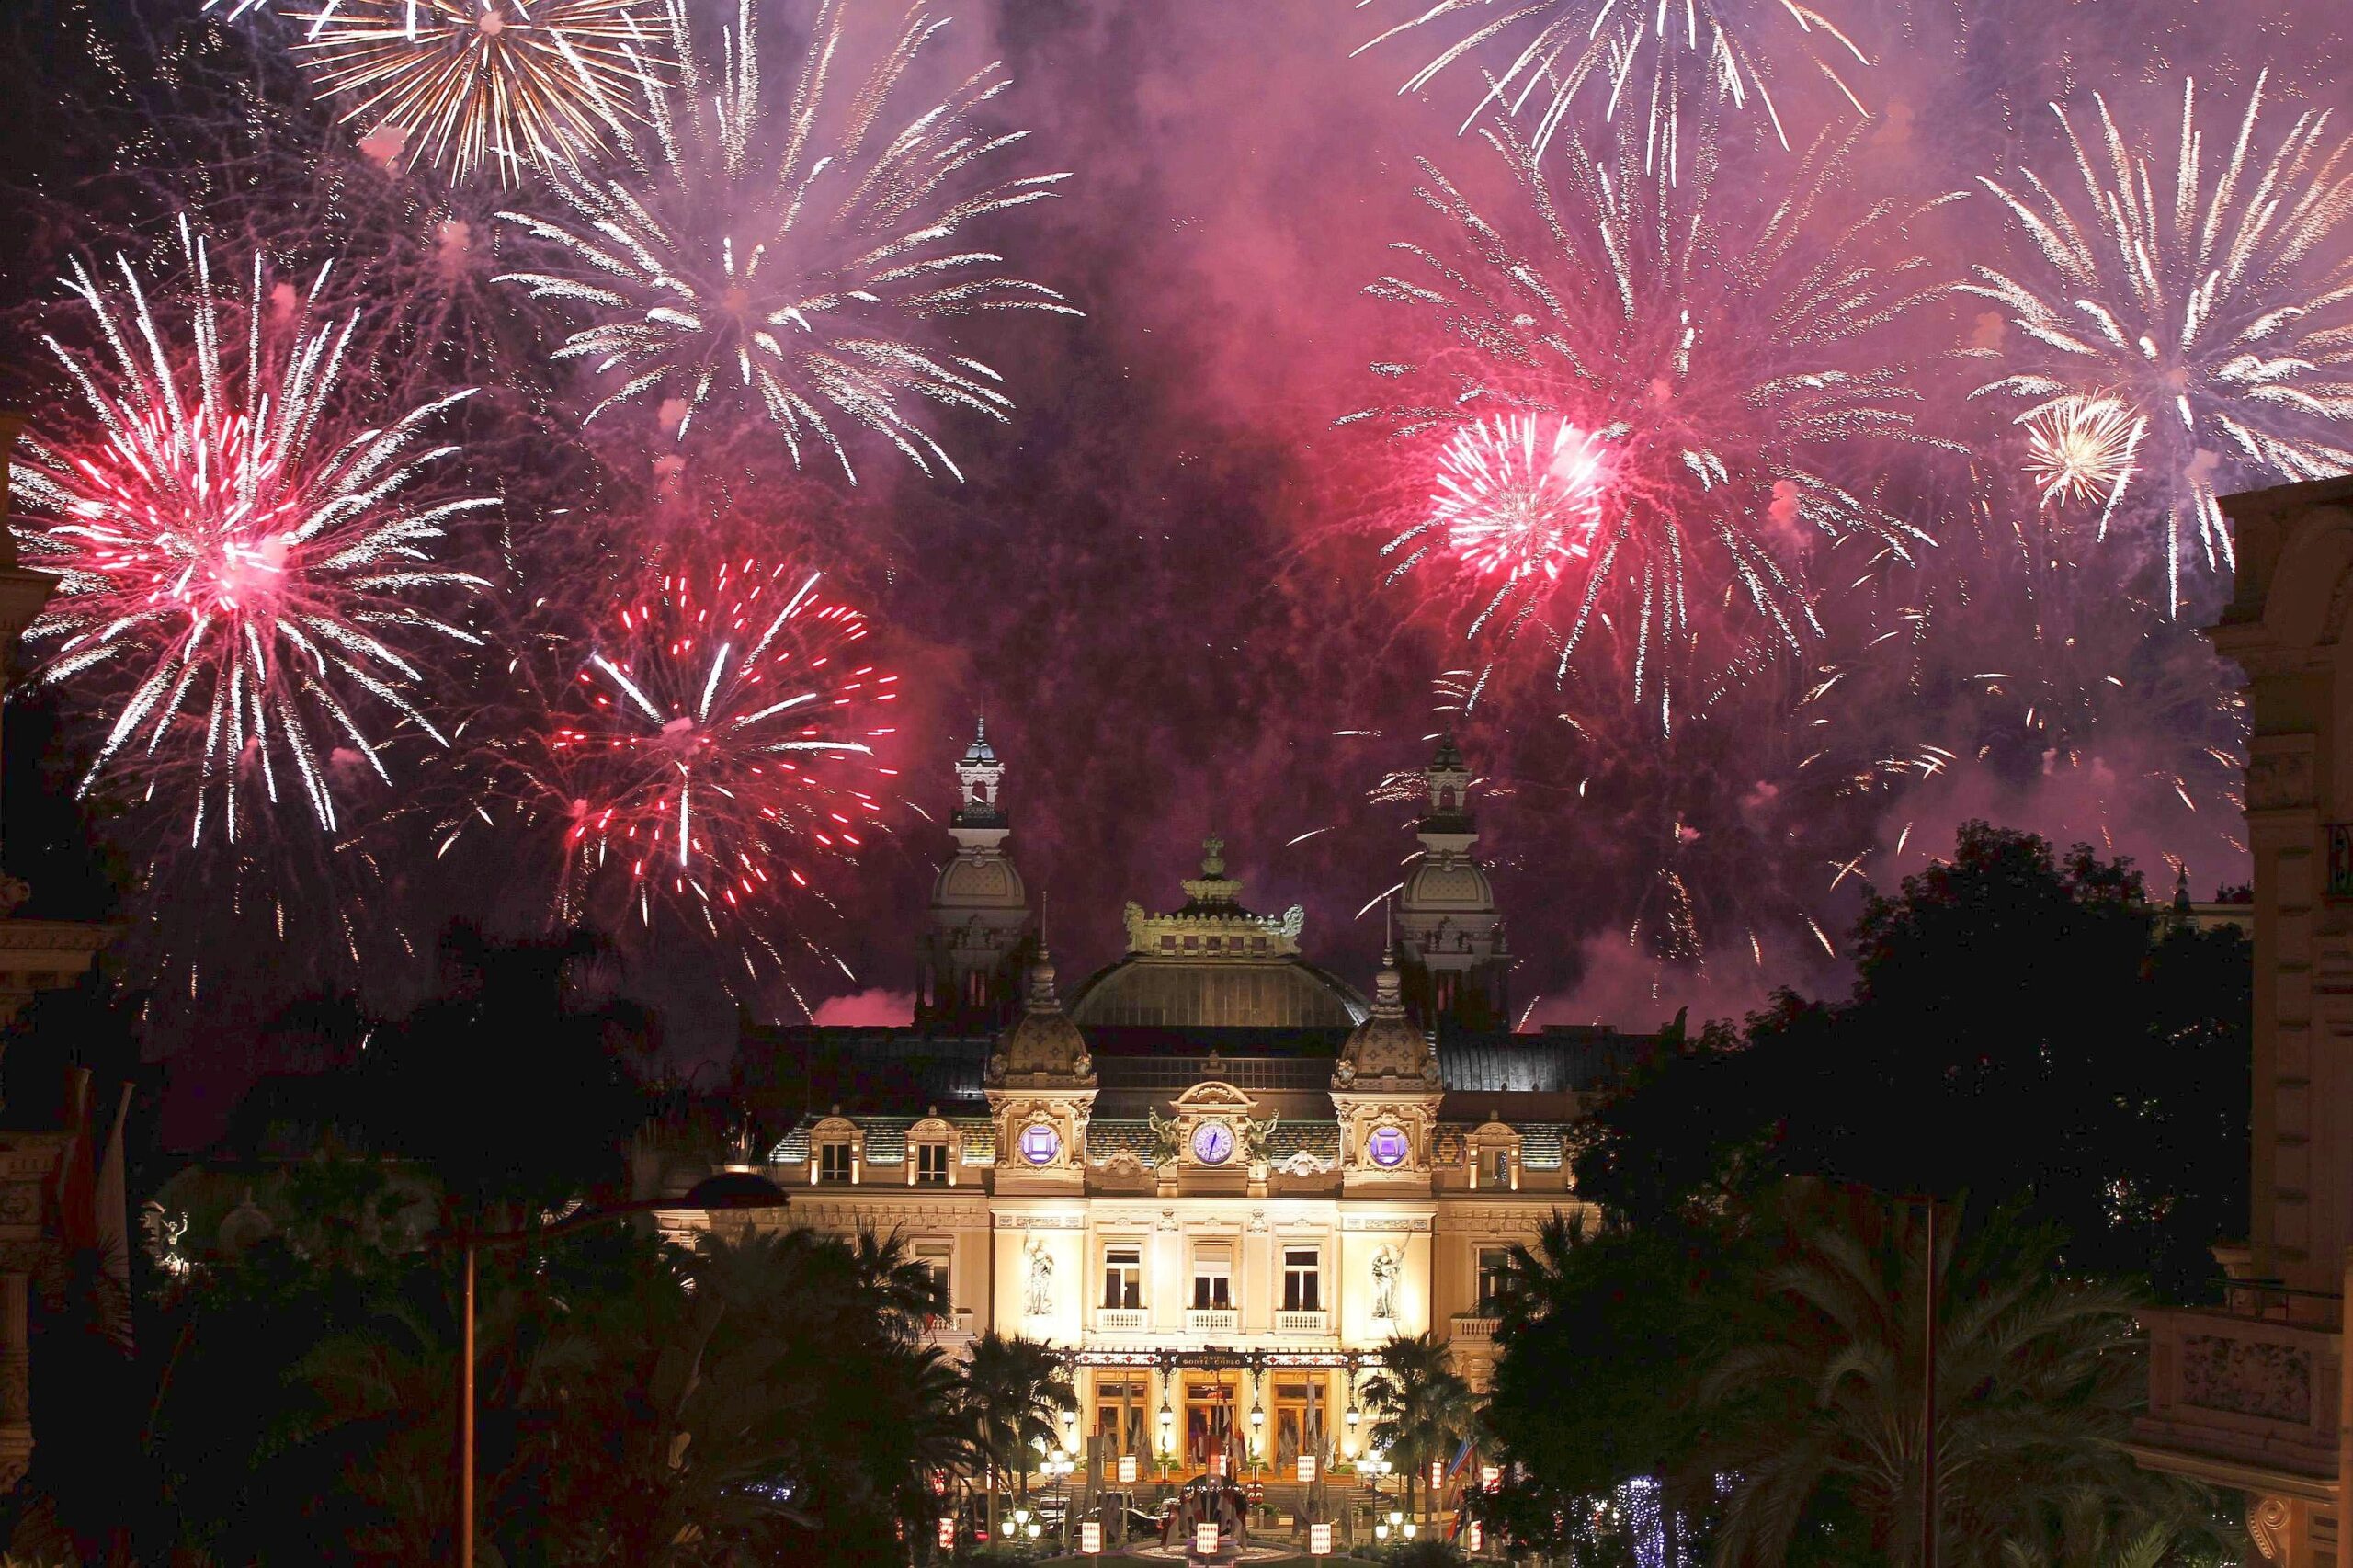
[1330,940,1445,1194]
[985,946,1096,1195]
[915,720,1034,1031]
[1395,734,1508,1031]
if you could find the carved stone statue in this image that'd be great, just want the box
[1147,1108,1183,1169]
[1370,1244,1402,1322]
[1024,1236,1055,1317]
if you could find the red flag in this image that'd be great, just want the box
[53,1066,98,1250]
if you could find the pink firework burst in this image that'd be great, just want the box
[1388,414,1610,636]
[11,220,492,846]
[538,555,898,971]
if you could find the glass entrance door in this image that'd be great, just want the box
[1273,1375,1324,1467]
[1183,1375,1240,1470]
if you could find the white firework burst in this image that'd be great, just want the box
[494,0,1077,481]
[1964,73,2353,613]
[1352,0,1870,165]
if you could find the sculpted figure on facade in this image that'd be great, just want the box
[1370,1244,1402,1322]
[1024,1236,1055,1317]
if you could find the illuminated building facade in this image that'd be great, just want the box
[2132,473,2353,1566]
[673,729,1641,1471]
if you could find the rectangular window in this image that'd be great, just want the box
[915,1241,952,1309]
[1161,936,1176,951]
[818,1142,852,1183]
[1490,1149,1511,1186]
[1191,1244,1232,1310]
[1476,1246,1513,1314]
[1282,1248,1321,1312]
[916,1142,949,1184]
[1103,1244,1142,1310]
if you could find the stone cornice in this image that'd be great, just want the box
[0,921,120,955]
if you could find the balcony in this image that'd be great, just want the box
[1274,1310,1330,1335]
[1186,1308,1240,1335]
[1450,1315,1500,1341]
[2132,1295,2343,1492]
[923,1306,976,1346]
[1097,1307,1149,1333]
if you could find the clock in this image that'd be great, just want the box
[1017,1123,1062,1166]
[1366,1125,1410,1169]
[1190,1119,1237,1165]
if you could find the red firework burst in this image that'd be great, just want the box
[538,555,897,967]
[1384,414,1611,639]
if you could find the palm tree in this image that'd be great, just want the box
[1361,1332,1479,1521]
[960,1332,1074,1541]
[847,1225,952,1341]
[1695,1202,2190,1567]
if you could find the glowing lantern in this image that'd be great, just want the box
[1310,1522,1334,1555]
[1079,1520,1102,1554]
[1481,1463,1502,1493]
[936,1517,954,1550]
[1197,1522,1220,1555]
[1297,1454,1317,1483]
[1118,1453,1140,1483]
[1467,1519,1485,1551]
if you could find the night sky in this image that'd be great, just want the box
[1,0,2346,1138]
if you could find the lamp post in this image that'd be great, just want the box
[1922,1197,1938,1568]
[454,1172,790,1568]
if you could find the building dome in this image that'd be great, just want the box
[993,951,1093,1082]
[1064,835,1370,1028]
[933,850,1026,912]
[1336,951,1435,1084]
[1068,955,1369,1028]
[1398,854,1494,915]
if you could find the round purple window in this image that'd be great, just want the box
[1018,1123,1062,1165]
[1366,1126,1409,1168]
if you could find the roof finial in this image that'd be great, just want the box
[974,711,986,745]
[1039,887,1050,956]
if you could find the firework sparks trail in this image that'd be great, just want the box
[1350,0,1870,165]
[503,554,898,979]
[1350,119,1943,732]
[1964,74,2353,615]
[494,0,1077,481]
[248,0,675,184]
[10,218,493,848]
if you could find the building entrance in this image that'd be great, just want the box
[1093,1373,1149,1458]
[1271,1373,1325,1467]
[1182,1372,1243,1469]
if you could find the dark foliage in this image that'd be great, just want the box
[1575,823,2250,1301]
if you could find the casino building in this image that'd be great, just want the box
[667,726,1645,1471]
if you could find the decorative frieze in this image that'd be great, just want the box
[2180,1333,2313,1423]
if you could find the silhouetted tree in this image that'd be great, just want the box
[1577,824,2250,1301]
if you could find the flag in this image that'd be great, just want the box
[52,1066,98,1250]
[95,1081,134,1312]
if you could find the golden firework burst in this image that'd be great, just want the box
[285,0,669,183]
[2021,397,2142,511]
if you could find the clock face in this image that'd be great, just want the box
[1018,1123,1062,1166]
[1366,1125,1410,1168]
[1191,1120,1236,1165]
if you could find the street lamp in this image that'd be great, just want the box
[457,1172,790,1568]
